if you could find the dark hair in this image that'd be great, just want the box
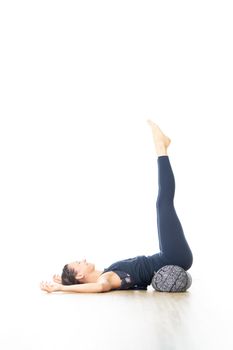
[61,264,80,285]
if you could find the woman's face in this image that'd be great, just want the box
[68,259,95,275]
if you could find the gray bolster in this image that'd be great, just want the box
[151,265,192,292]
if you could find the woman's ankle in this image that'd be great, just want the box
[155,142,168,156]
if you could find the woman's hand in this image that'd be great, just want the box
[53,274,62,284]
[40,281,62,293]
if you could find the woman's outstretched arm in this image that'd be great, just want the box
[40,279,113,293]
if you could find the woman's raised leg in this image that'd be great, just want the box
[147,120,193,270]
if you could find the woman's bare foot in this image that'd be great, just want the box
[147,119,171,156]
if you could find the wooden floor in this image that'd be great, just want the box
[1,275,233,350]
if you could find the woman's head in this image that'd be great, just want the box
[61,264,79,285]
[61,259,95,285]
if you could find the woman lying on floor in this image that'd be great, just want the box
[40,120,193,294]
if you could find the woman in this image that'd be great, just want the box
[40,120,193,293]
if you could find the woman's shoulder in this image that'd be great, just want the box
[97,271,122,289]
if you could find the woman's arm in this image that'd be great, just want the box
[40,280,112,293]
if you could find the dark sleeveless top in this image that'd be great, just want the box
[101,255,156,290]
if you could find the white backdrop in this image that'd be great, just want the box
[0,0,233,291]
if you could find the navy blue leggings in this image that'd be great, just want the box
[148,156,193,271]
